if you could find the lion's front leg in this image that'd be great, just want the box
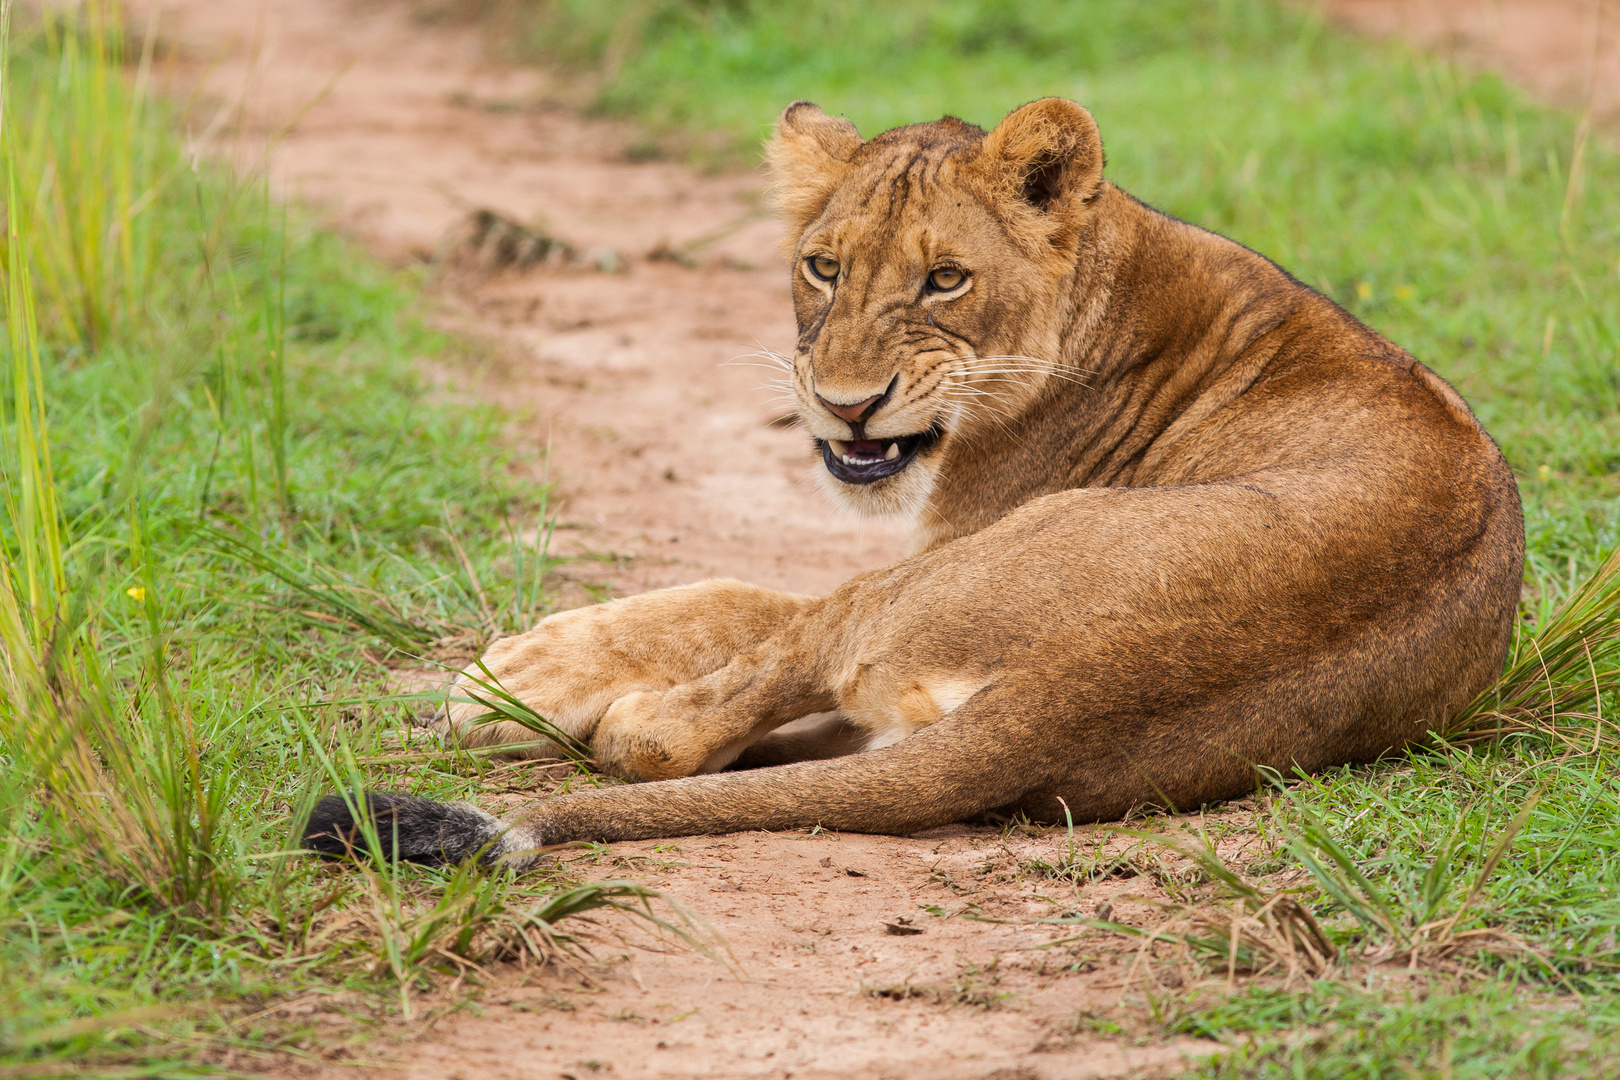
[591,643,839,780]
[437,579,815,759]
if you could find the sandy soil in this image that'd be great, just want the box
[126,1,1608,1076]
[361,822,1238,1080]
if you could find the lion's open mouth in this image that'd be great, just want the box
[818,424,943,485]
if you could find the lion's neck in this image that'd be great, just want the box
[913,186,1303,552]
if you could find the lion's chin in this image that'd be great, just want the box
[813,441,941,521]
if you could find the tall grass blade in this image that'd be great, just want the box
[204,523,435,650]
[449,656,594,763]
[0,0,237,924]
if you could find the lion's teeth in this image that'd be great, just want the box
[830,438,904,468]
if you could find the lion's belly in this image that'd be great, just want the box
[839,670,989,750]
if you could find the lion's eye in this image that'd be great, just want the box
[928,267,966,291]
[808,255,841,281]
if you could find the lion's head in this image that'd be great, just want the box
[767,97,1106,518]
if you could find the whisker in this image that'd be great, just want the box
[952,353,1097,382]
[722,356,796,374]
[723,345,796,372]
[955,369,1092,388]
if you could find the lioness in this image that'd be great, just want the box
[306,98,1523,868]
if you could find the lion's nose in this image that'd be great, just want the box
[815,374,898,425]
[817,393,885,424]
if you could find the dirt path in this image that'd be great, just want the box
[364,823,1229,1080]
[131,2,1609,1077]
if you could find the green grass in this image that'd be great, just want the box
[0,6,682,1074]
[460,0,1620,1074]
[1171,980,1620,1078]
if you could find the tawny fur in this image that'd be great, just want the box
[426,98,1522,853]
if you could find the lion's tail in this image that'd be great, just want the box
[303,691,1038,866]
[303,790,517,865]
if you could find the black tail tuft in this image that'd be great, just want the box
[302,790,503,866]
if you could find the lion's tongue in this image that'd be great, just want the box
[828,438,905,465]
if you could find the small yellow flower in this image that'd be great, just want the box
[1356,281,1372,301]
[1538,465,1551,482]
[1394,284,1414,301]
[126,586,146,601]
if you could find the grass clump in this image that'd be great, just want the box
[0,5,677,1073]
[1177,981,1620,1079]
[1021,744,1620,1074]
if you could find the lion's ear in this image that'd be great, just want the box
[766,102,862,249]
[979,98,1104,224]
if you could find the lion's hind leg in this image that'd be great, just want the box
[728,712,870,768]
[437,580,816,759]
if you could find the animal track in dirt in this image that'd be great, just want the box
[131,1,1604,1076]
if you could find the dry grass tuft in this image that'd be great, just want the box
[1448,542,1620,750]
[1105,796,1562,997]
[441,207,626,275]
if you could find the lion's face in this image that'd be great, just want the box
[768,99,1105,517]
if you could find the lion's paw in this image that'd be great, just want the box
[436,604,681,760]
[591,690,716,782]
